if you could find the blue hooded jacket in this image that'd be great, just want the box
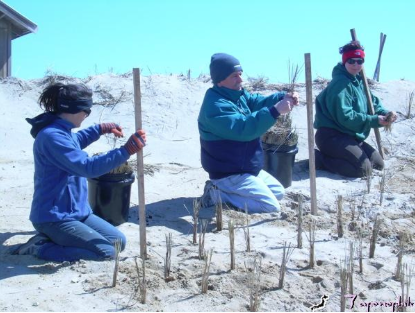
[26,113,130,224]
[198,85,285,179]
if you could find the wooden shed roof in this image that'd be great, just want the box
[0,1,37,39]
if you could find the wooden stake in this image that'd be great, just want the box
[304,53,317,215]
[228,219,235,270]
[133,68,147,259]
[350,29,384,159]
[373,33,386,82]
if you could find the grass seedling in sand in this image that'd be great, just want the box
[243,205,251,253]
[198,219,209,260]
[350,201,356,221]
[164,233,172,280]
[357,226,365,274]
[228,219,236,270]
[379,170,387,206]
[364,165,372,194]
[215,195,223,232]
[404,91,414,119]
[134,257,146,304]
[348,242,354,295]
[337,195,344,239]
[369,215,381,259]
[307,220,316,269]
[400,263,413,312]
[339,258,349,312]
[278,242,295,289]
[395,232,408,281]
[112,238,122,287]
[296,195,304,249]
[192,199,201,244]
[201,249,213,294]
[245,256,262,312]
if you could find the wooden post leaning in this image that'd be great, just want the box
[304,53,317,215]
[133,68,147,259]
[350,28,384,159]
[373,33,386,82]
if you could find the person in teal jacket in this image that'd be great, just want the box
[314,41,396,177]
[198,53,298,213]
[14,83,146,262]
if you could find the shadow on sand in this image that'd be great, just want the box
[0,231,69,281]
[128,197,217,235]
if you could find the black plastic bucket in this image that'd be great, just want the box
[88,172,135,226]
[262,143,298,188]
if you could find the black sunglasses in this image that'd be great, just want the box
[346,58,364,65]
[83,109,91,117]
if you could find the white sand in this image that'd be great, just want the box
[1,73,415,312]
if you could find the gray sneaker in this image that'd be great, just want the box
[12,233,50,256]
[199,180,215,208]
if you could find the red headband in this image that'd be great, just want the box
[342,49,365,64]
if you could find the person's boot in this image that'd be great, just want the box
[199,180,215,208]
[11,233,50,256]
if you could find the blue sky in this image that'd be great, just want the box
[5,0,415,82]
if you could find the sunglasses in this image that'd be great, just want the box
[83,109,91,117]
[346,58,364,65]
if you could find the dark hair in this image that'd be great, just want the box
[38,83,92,113]
[339,40,364,54]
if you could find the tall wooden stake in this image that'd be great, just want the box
[133,68,147,259]
[305,53,317,215]
[350,29,384,159]
[373,33,386,82]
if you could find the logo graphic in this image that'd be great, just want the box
[310,294,329,311]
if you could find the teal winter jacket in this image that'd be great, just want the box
[314,63,388,141]
[198,85,285,179]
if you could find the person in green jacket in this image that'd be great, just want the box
[314,41,396,177]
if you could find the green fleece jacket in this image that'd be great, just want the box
[314,63,388,141]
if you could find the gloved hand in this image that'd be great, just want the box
[100,123,124,138]
[123,130,146,155]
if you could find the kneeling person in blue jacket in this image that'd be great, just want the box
[15,83,146,262]
[198,53,298,213]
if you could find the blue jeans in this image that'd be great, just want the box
[33,213,126,262]
[210,170,285,213]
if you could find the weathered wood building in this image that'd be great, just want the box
[0,1,37,78]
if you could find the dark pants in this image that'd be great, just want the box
[315,127,384,178]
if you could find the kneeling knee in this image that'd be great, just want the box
[99,235,127,260]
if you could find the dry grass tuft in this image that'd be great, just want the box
[112,238,122,287]
[278,242,295,289]
[245,256,262,312]
[404,91,414,119]
[201,249,213,294]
